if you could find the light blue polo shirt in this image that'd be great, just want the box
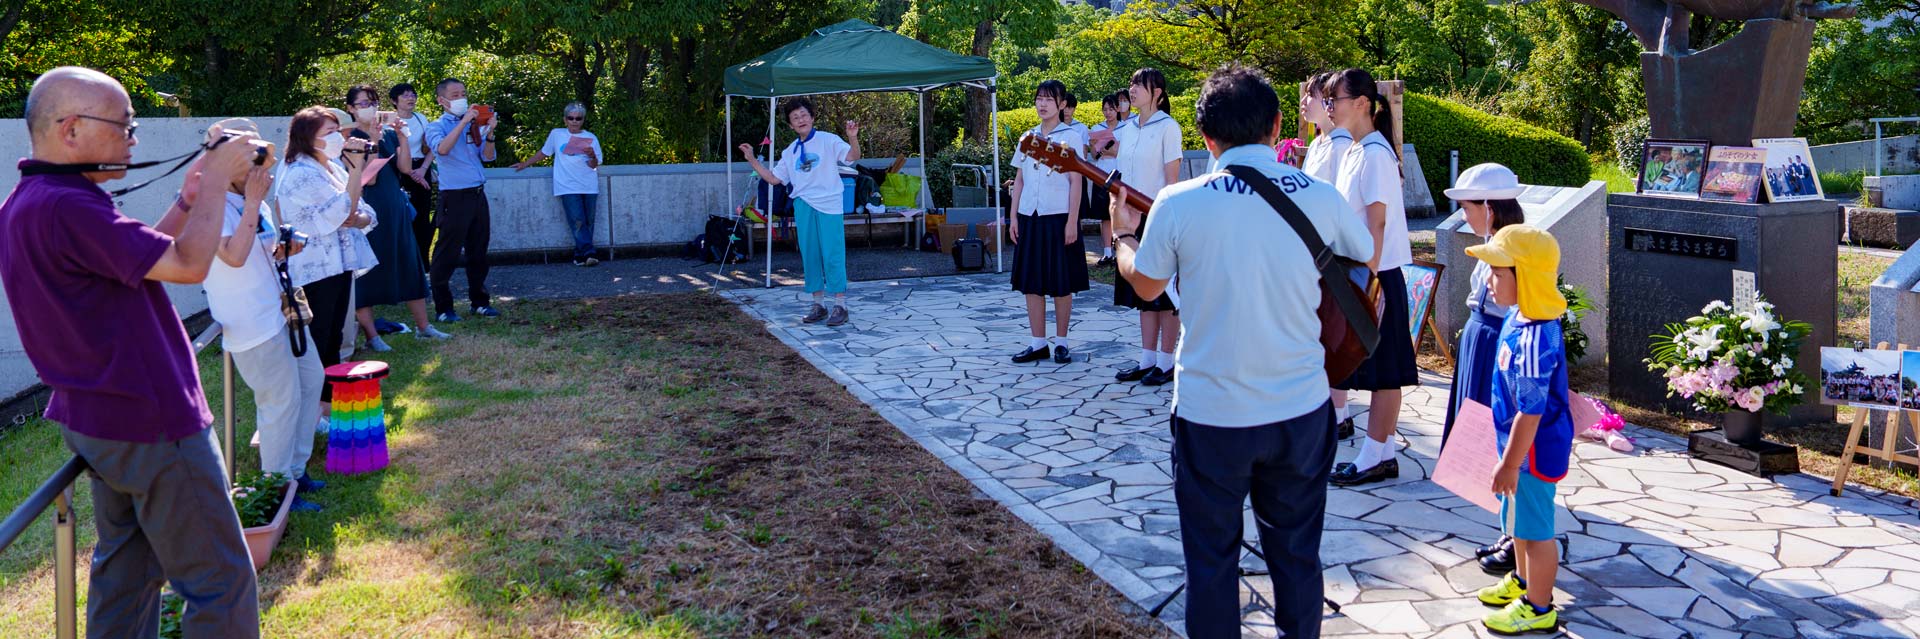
[1134,144,1375,427]
[425,113,496,190]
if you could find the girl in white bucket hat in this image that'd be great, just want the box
[1444,162,1529,573]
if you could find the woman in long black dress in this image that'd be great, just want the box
[342,85,450,350]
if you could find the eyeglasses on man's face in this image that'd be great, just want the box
[65,114,138,139]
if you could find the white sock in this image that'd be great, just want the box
[1029,336,1048,350]
[1051,334,1070,349]
[830,298,845,310]
[1139,347,1157,369]
[812,295,826,307]
[1156,350,1175,371]
[1354,436,1393,469]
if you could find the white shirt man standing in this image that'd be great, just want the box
[1110,65,1374,639]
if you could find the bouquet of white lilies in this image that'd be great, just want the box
[1646,297,1812,414]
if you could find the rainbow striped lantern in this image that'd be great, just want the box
[323,361,391,475]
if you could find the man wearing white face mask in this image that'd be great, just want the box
[423,77,500,322]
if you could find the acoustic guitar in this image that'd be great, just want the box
[1016,134,1380,383]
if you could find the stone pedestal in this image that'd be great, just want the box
[1606,194,1838,426]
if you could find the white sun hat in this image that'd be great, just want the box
[1444,163,1526,201]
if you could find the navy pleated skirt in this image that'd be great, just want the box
[1011,214,1090,298]
[1336,267,1421,391]
[1443,308,1505,442]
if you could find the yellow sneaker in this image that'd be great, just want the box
[1483,598,1559,635]
[1477,572,1526,607]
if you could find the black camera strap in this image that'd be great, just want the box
[17,132,260,197]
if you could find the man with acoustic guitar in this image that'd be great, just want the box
[1109,65,1374,639]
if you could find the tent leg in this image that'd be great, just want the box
[925,90,933,247]
[760,96,768,287]
[726,97,735,257]
[991,81,1002,273]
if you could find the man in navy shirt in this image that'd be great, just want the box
[424,77,501,321]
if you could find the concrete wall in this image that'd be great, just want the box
[0,116,931,403]
[1812,134,1920,176]
[1434,180,1610,366]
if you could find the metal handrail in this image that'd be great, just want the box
[0,321,230,639]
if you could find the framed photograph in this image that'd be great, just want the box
[1699,146,1767,204]
[1754,137,1825,203]
[1637,139,1711,198]
[1404,260,1442,344]
[1903,351,1920,411]
[1820,346,1902,409]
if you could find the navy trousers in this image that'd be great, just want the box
[1173,401,1336,639]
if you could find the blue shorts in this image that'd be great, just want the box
[1500,472,1559,541]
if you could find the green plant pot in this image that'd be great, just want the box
[1723,410,1765,446]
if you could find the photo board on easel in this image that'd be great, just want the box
[1831,342,1920,497]
[1405,259,1453,367]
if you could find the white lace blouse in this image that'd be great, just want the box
[278,156,379,287]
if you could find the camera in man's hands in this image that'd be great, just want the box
[213,131,275,166]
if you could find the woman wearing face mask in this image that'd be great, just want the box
[341,85,448,352]
[280,106,379,372]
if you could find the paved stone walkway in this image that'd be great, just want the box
[725,274,1920,638]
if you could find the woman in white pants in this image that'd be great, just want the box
[200,119,328,511]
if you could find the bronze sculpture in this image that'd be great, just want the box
[1573,0,1858,146]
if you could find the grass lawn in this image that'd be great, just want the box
[0,293,1165,638]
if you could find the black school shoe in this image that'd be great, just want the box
[1337,417,1356,440]
[1115,365,1157,382]
[1329,459,1400,486]
[1012,346,1051,364]
[1477,535,1514,558]
[1142,367,1175,386]
[1053,345,1071,364]
[1480,543,1518,575]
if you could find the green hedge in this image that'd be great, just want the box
[991,92,1588,210]
[1403,93,1590,205]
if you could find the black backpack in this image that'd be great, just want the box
[697,216,748,264]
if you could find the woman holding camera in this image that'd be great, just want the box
[340,85,448,352]
[201,118,329,511]
[281,106,379,370]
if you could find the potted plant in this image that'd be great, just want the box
[232,471,297,570]
[1646,297,1812,444]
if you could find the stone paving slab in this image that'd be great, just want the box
[724,275,1920,638]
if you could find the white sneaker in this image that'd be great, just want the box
[367,336,393,352]
[416,326,453,340]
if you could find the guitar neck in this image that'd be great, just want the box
[1056,161,1157,214]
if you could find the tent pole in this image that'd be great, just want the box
[925,90,933,244]
[726,96,734,251]
[990,79,1002,273]
[760,97,768,287]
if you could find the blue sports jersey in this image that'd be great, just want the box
[1491,314,1575,481]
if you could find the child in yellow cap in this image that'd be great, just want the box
[1463,224,1573,635]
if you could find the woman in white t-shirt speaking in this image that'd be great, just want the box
[738,98,862,327]
[513,102,606,267]
[1321,68,1421,487]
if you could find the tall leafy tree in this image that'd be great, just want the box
[0,0,169,115]
[1801,0,1920,144]
[115,0,403,115]
[1499,0,1641,150]
[1105,0,1358,87]
[906,0,1060,142]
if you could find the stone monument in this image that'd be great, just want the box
[1584,0,1855,472]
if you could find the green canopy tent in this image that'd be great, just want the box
[724,19,1006,285]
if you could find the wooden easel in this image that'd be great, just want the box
[1831,342,1920,497]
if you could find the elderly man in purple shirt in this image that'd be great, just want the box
[0,67,265,638]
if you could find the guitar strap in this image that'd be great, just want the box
[1221,164,1381,355]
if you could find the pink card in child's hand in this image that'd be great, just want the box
[564,136,593,155]
[1434,399,1502,513]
